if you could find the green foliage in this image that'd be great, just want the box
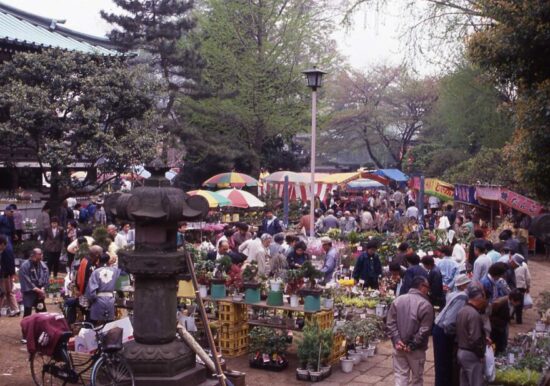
[249,326,289,356]
[179,0,336,176]
[494,368,541,386]
[297,323,332,370]
[467,1,550,204]
[300,261,323,288]
[284,269,304,295]
[0,49,157,204]
[442,147,515,187]
[242,261,259,283]
[92,227,111,253]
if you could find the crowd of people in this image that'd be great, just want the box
[0,187,540,386]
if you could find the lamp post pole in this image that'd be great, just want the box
[309,88,317,238]
[303,67,326,239]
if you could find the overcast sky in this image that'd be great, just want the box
[4,0,416,72]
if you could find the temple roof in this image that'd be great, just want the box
[0,1,121,55]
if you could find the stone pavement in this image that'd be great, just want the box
[227,258,550,385]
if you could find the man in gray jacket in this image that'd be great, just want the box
[387,276,434,386]
[456,286,488,386]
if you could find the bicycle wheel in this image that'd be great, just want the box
[90,354,135,386]
[30,352,66,386]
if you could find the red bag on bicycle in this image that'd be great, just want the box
[21,313,71,356]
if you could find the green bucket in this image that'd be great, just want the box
[267,290,283,306]
[211,284,226,299]
[303,294,321,312]
[245,288,261,304]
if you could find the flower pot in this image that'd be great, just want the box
[340,357,354,373]
[309,370,323,382]
[375,303,386,317]
[290,294,299,308]
[296,368,310,381]
[324,298,334,309]
[267,291,283,306]
[366,307,375,315]
[359,348,369,361]
[321,365,331,378]
[535,321,546,332]
[198,285,208,298]
[269,280,282,292]
[211,283,226,299]
[245,288,261,304]
[366,345,376,357]
[348,351,361,365]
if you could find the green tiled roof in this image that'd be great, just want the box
[0,2,121,55]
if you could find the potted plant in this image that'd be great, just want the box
[249,326,289,371]
[242,262,261,304]
[308,326,333,381]
[211,256,232,299]
[195,259,215,297]
[267,273,284,307]
[226,264,244,301]
[323,287,335,309]
[357,315,384,359]
[285,269,304,308]
[336,320,359,372]
[299,261,324,312]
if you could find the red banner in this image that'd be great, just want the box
[500,189,544,217]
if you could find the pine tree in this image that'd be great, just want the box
[101,0,201,116]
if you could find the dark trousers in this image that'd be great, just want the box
[45,251,61,277]
[514,289,526,324]
[23,295,47,317]
[491,327,508,355]
[433,325,458,386]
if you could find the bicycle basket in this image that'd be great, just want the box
[101,327,123,352]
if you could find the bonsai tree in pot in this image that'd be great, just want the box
[226,264,244,301]
[195,259,215,297]
[210,256,232,299]
[285,269,304,308]
[308,326,334,380]
[336,320,361,369]
[296,322,316,380]
[249,326,289,371]
[357,315,385,358]
[299,261,324,312]
[242,261,262,304]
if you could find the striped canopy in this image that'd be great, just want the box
[216,189,265,209]
[187,190,231,208]
[203,172,258,188]
[264,171,309,184]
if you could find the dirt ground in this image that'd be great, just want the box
[1,257,549,386]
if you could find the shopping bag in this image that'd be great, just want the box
[485,345,496,382]
[523,293,534,309]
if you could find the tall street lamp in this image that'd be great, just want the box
[302,67,326,238]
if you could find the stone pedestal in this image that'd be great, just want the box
[113,163,210,385]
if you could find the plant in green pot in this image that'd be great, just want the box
[242,261,261,304]
[299,261,324,312]
[211,256,231,299]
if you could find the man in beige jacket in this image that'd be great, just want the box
[387,276,434,386]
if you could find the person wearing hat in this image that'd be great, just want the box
[432,274,471,386]
[353,240,383,289]
[319,237,337,283]
[510,254,531,324]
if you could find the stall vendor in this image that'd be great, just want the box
[353,240,382,289]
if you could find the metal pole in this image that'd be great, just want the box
[309,89,317,238]
[182,242,227,386]
[418,175,425,227]
[283,175,289,227]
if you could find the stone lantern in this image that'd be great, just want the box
[111,159,213,385]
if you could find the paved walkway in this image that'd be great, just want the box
[227,258,550,385]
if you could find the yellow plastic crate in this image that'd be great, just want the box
[305,310,334,331]
[328,333,347,365]
[218,302,248,325]
[219,323,249,351]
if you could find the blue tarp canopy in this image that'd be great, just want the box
[347,179,385,190]
[372,169,409,182]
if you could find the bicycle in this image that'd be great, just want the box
[29,321,135,386]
